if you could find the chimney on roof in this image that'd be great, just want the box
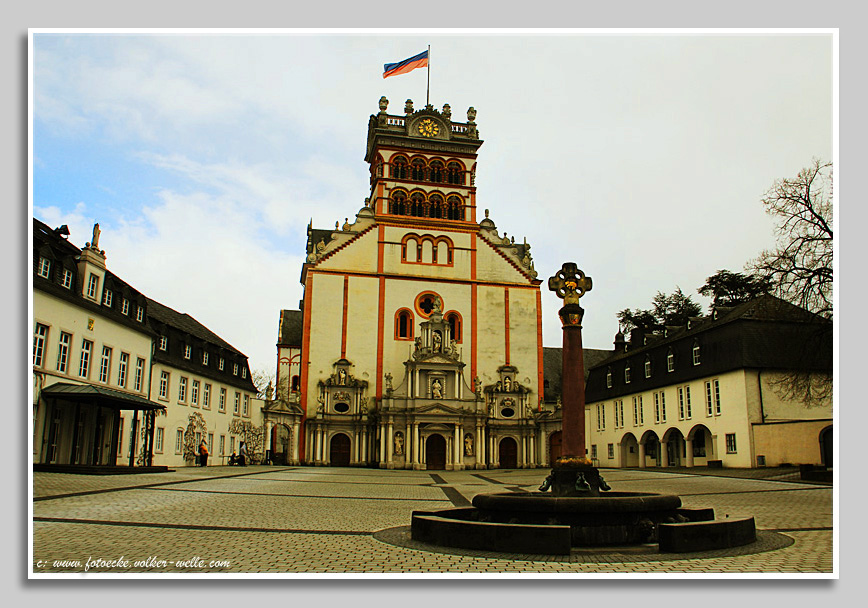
[614,330,626,352]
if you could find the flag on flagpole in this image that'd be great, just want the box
[383,50,429,79]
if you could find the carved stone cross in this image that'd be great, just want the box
[548,262,592,305]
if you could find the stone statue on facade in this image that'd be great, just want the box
[394,432,404,456]
[503,377,512,392]
[464,433,473,456]
[338,369,347,385]
[433,331,442,352]
[384,372,393,392]
[91,223,101,249]
[405,99,414,114]
[473,376,482,397]
[379,96,389,113]
[265,381,273,401]
[431,379,443,399]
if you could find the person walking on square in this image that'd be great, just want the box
[199,440,209,467]
[239,441,248,466]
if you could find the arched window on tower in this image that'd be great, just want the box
[411,158,427,181]
[447,161,464,185]
[390,191,407,215]
[447,195,464,220]
[395,309,414,340]
[446,312,462,342]
[429,160,444,183]
[391,155,408,179]
[410,191,425,217]
[428,193,444,219]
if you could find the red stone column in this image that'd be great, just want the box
[559,308,586,459]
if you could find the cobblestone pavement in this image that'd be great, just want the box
[31,466,834,576]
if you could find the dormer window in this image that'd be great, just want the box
[184,345,191,359]
[219,358,225,371]
[644,356,652,378]
[242,367,247,379]
[62,269,73,289]
[159,336,167,351]
[38,258,51,278]
[136,306,144,322]
[624,365,632,384]
[233,363,239,375]
[203,352,209,365]
[606,368,613,389]
[692,342,701,366]
[667,350,675,372]
[86,274,99,299]
[102,290,112,307]
[122,298,129,315]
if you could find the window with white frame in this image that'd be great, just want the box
[118,352,129,387]
[243,394,249,416]
[607,443,614,459]
[667,350,675,372]
[191,380,200,406]
[234,392,240,414]
[233,363,239,376]
[655,391,666,424]
[591,445,598,459]
[87,274,99,299]
[56,332,71,372]
[692,342,701,366]
[159,336,167,351]
[102,289,113,307]
[184,345,191,359]
[644,357,651,378]
[219,435,225,456]
[713,379,721,415]
[62,269,73,289]
[159,371,170,399]
[33,323,48,367]
[179,377,188,402]
[705,381,714,416]
[38,257,51,278]
[606,368,612,388]
[684,386,692,418]
[136,306,144,322]
[637,395,644,425]
[219,388,226,412]
[242,367,247,379]
[175,429,184,454]
[203,384,211,409]
[678,387,685,419]
[98,346,112,383]
[219,358,225,371]
[230,436,236,454]
[633,396,639,426]
[118,418,124,453]
[134,357,145,392]
[203,352,209,365]
[207,433,213,453]
[613,399,620,427]
[624,364,631,384]
[79,339,93,378]
[122,298,129,315]
[725,433,737,453]
[155,427,164,453]
[619,401,625,428]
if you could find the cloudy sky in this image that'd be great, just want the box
[31,32,833,375]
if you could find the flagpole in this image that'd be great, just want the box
[426,45,431,107]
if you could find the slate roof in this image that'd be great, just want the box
[278,309,303,347]
[146,298,244,355]
[41,382,166,410]
[542,346,612,402]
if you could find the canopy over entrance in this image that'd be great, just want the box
[41,382,166,411]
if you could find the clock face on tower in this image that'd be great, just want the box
[418,118,439,138]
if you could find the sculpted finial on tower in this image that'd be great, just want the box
[405,99,414,114]
[378,96,389,113]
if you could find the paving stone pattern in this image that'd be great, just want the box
[32,466,833,575]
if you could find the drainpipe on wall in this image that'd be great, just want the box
[757,369,766,423]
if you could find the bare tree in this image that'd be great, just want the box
[251,368,275,400]
[750,159,833,407]
[750,159,833,318]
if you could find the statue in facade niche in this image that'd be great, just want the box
[433,331,442,352]
[464,434,473,456]
[394,432,404,456]
[431,379,443,399]
[503,377,512,392]
[338,369,347,385]
[384,373,393,392]
[449,339,458,357]
[473,376,482,397]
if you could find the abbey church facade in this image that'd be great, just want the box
[268,97,553,470]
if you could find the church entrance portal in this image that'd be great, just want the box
[499,437,518,469]
[426,434,447,470]
[549,431,562,464]
[330,433,350,467]
[820,426,833,467]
